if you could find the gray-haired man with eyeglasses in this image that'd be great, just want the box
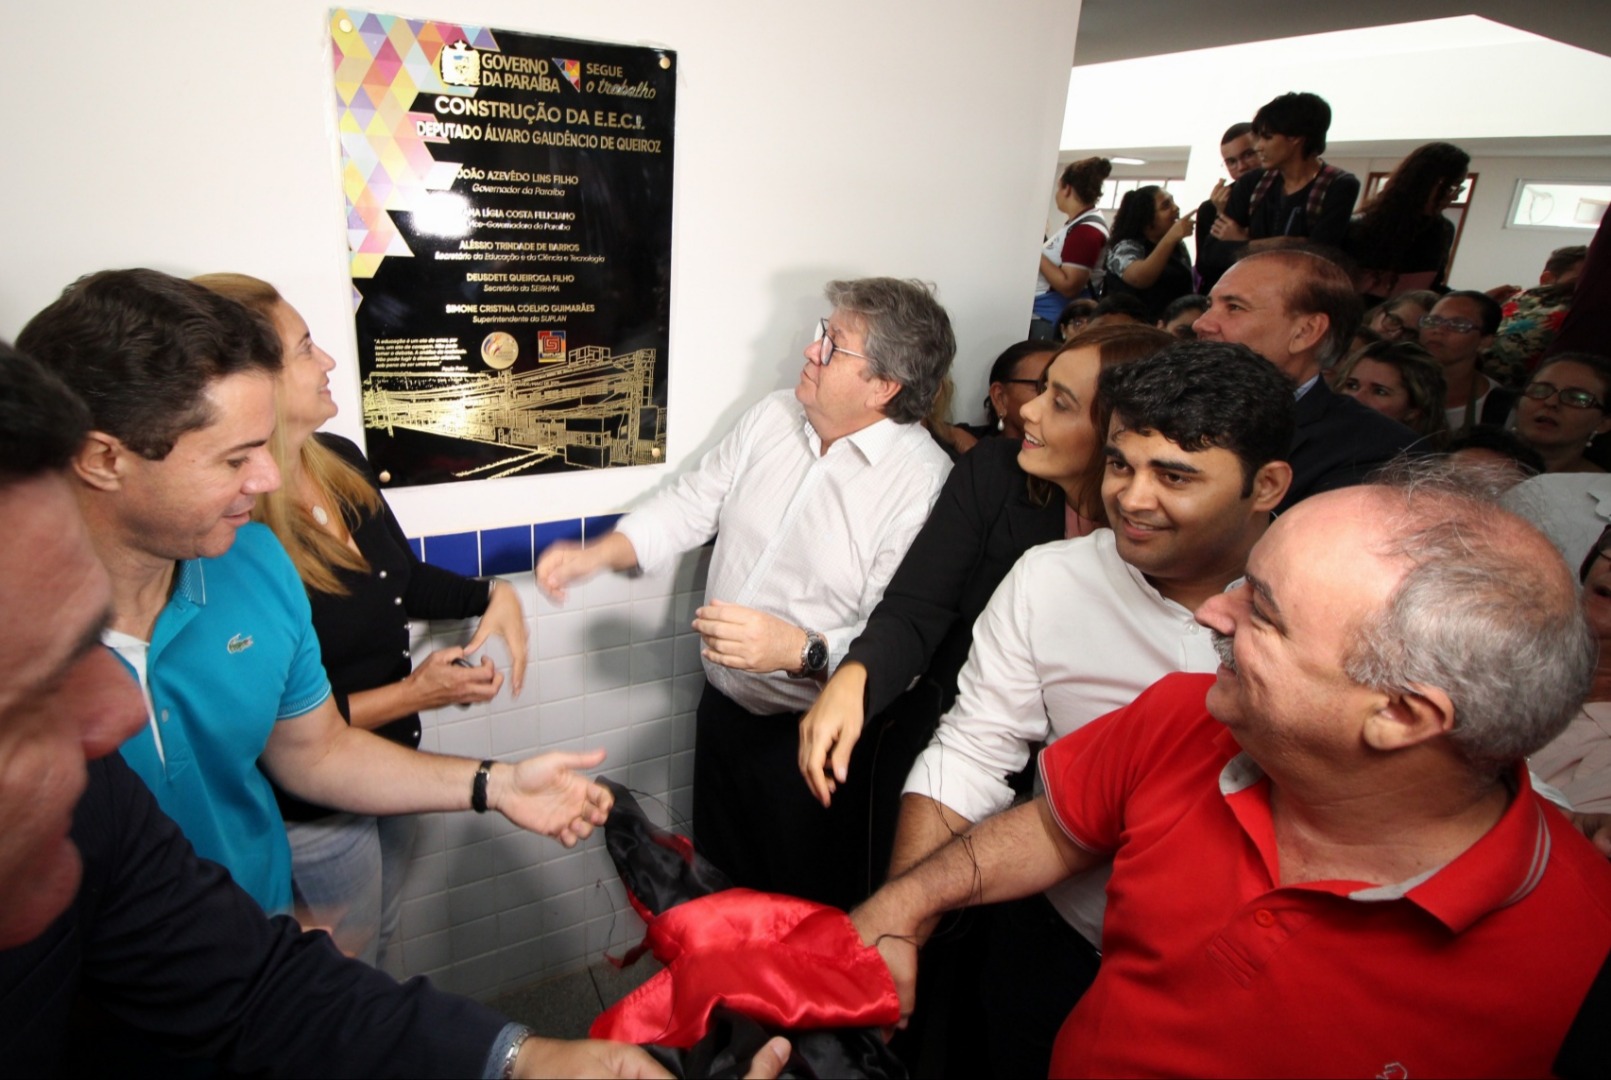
[537,277,954,909]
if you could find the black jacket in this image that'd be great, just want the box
[846,437,1065,718]
[0,754,506,1076]
[1282,377,1422,513]
[277,434,490,821]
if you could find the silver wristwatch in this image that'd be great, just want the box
[793,629,828,678]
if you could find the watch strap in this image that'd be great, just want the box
[472,759,494,813]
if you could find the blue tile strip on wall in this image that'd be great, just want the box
[481,524,534,575]
[421,530,480,577]
[415,518,626,576]
[533,518,584,561]
[583,513,624,541]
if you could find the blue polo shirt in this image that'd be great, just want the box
[112,524,331,914]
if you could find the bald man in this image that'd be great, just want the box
[852,465,1611,1076]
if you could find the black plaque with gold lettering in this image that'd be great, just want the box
[332,9,674,485]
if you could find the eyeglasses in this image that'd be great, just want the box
[813,318,876,367]
[1418,314,1480,334]
[1524,381,1604,410]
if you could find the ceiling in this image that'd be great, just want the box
[1057,135,1611,167]
[1071,0,1611,66]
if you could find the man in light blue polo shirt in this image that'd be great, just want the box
[104,525,332,910]
[18,269,614,917]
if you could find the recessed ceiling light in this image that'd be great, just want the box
[1111,156,1146,165]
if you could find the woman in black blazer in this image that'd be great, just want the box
[795,323,1174,884]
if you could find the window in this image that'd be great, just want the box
[1095,178,1181,212]
[1508,181,1610,231]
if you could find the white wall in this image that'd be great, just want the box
[1051,147,1611,294]
[0,0,1082,997]
[1317,154,1610,289]
[2,0,1080,534]
[1445,156,1609,288]
[1061,17,1611,265]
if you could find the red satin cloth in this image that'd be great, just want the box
[590,888,901,1048]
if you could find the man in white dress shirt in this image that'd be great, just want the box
[891,339,1294,1078]
[537,277,954,909]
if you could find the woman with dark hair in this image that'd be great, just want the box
[1158,293,1210,339]
[1366,289,1440,343]
[1100,185,1196,322]
[1330,339,1450,440]
[1347,141,1471,304]
[1513,352,1611,473]
[1031,157,1113,339]
[1057,297,1098,340]
[795,323,1174,823]
[974,340,1059,440]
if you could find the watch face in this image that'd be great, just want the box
[806,636,829,671]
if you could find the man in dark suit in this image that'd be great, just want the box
[1193,248,1420,511]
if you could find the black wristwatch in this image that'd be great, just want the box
[794,630,828,678]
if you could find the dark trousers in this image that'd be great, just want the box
[692,682,939,911]
[981,893,1102,1078]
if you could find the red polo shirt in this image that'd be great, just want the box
[1040,672,1611,1078]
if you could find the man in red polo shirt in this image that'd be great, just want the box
[851,469,1611,1077]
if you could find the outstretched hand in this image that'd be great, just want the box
[797,662,869,806]
[492,748,613,846]
[534,540,600,604]
[1165,207,1198,246]
[511,1031,791,1077]
[514,1036,671,1078]
[850,893,919,1033]
[463,579,529,696]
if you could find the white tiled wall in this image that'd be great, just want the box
[382,546,712,999]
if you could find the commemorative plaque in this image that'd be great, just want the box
[331,10,675,485]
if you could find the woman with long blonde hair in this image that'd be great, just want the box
[196,273,528,966]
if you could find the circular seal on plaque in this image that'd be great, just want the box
[481,331,519,370]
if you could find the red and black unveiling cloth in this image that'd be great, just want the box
[590,779,905,1078]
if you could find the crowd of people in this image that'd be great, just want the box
[1026,91,1608,477]
[1,84,1609,1079]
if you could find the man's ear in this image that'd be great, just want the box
[1289,311,1329,358]
[1361,684,1456,752]
[865,375,901,413]
[73,431,131,492]
[1249,460,1292,513]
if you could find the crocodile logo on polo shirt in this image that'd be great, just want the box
[226,633,254,654]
